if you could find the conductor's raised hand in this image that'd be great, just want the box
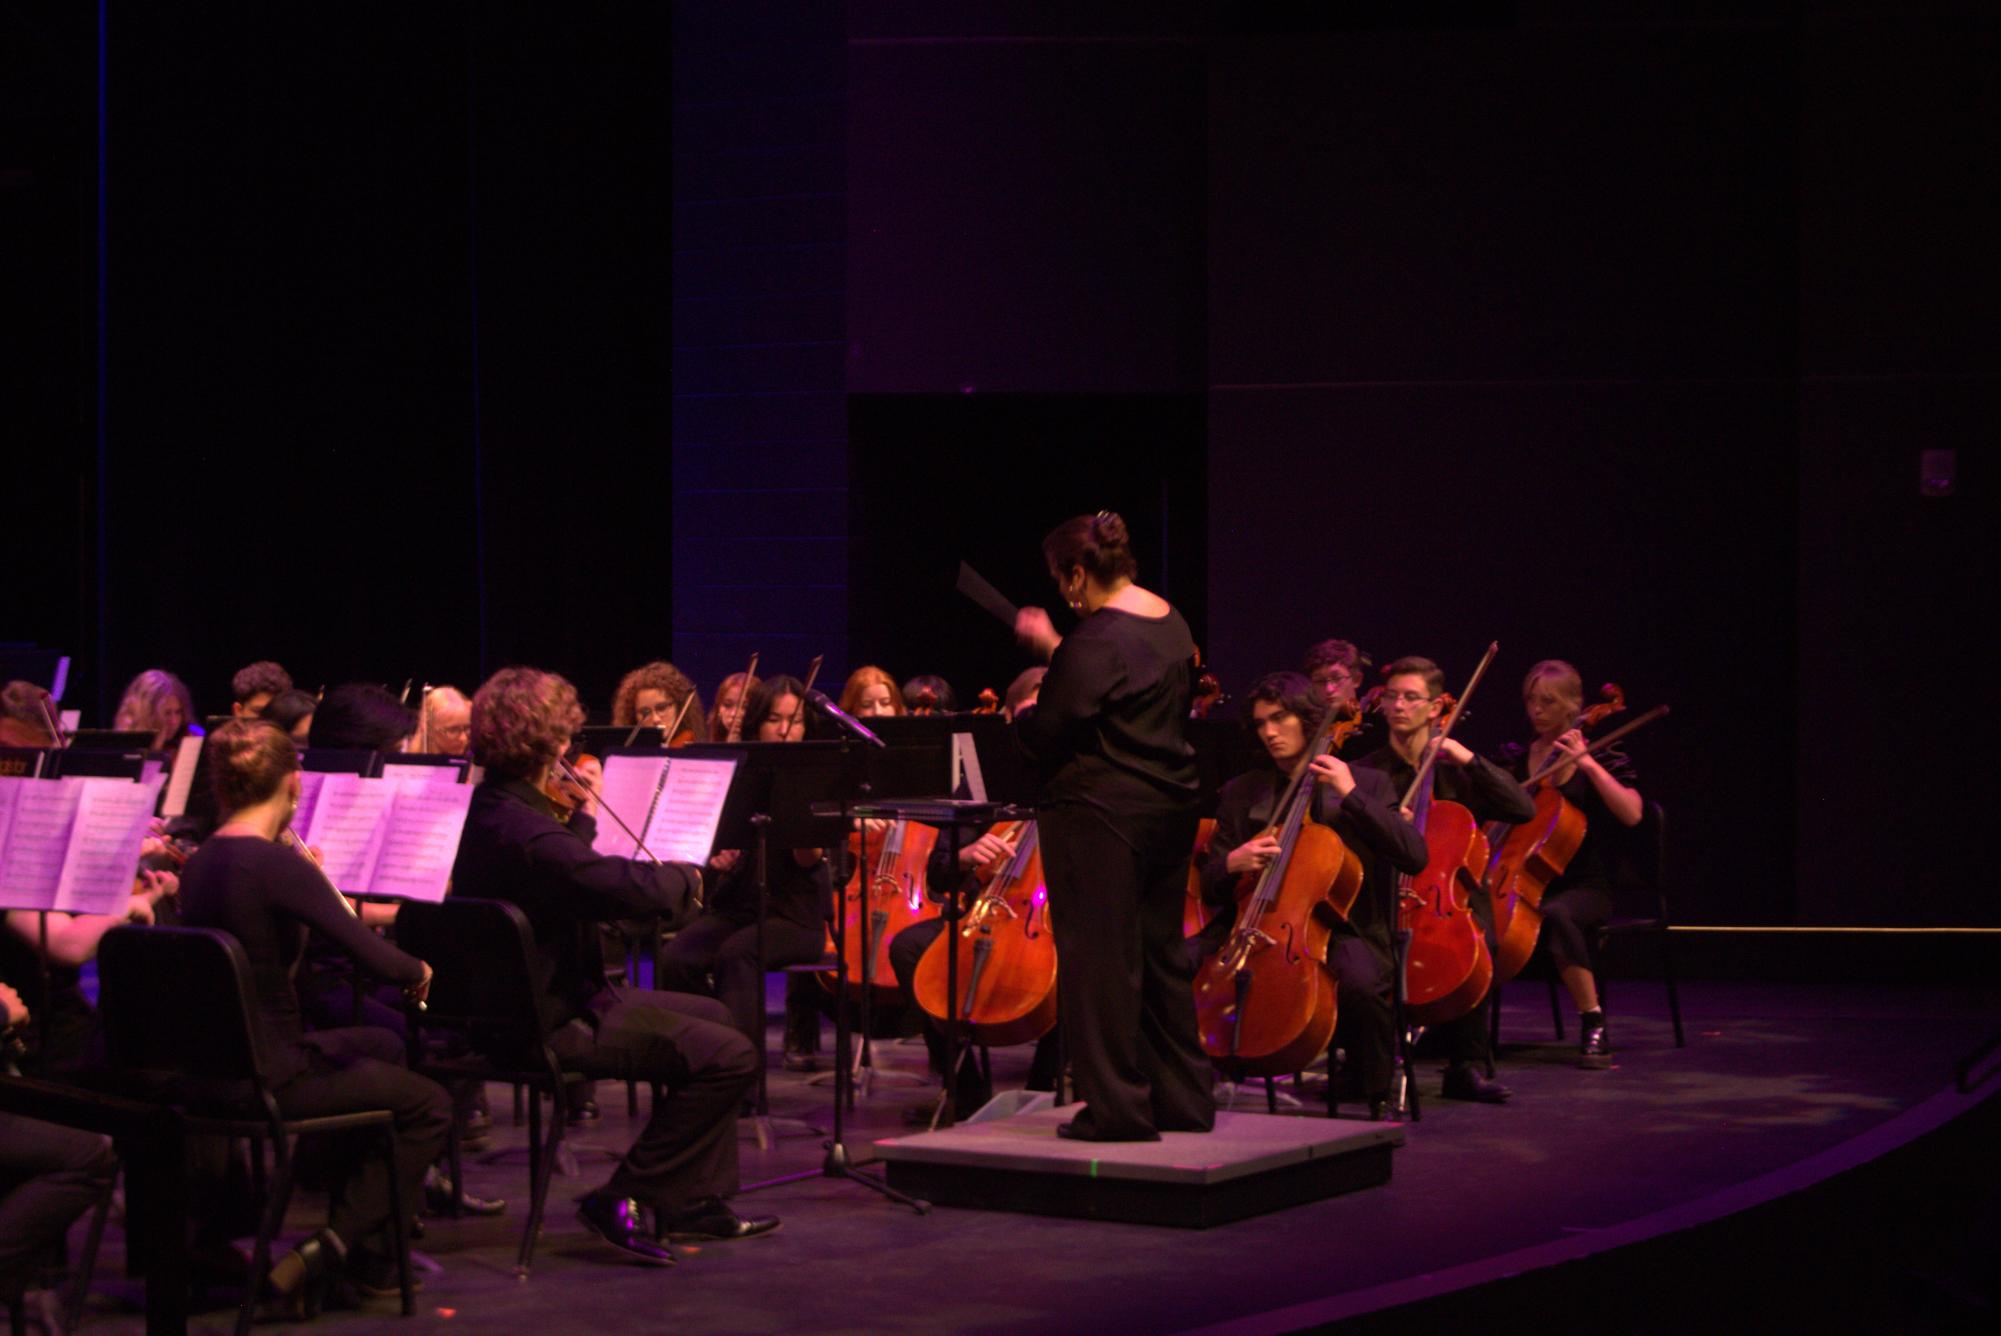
[1014,607,1061,663]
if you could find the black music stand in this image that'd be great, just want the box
[678,741,929,1210]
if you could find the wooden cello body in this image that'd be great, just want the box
[912,821,1057,1047]
[1484,787,1586,983]
[1192,705,1365,1078]
[1400,796,1494,1025]
[1182,817,1219,940]
[833,819,940,996]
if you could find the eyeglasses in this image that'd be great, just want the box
[1378,691,1434,706]
[434,723,471,739]
[634,703,679,722]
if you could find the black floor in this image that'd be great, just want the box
[66,977,2001,1333]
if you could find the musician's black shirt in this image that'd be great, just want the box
[1352,746,1537,829]
[178,833,425,1082]
[1498,744,1640,896]
[1196,764,1427,949]
[451,780,702,1030]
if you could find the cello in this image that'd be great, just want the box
[1484,694,1669,982]
[832,816,941,997]
[912,820,1057,1046]
[1192,700,1367,1078]
[1398,645,1500,1027]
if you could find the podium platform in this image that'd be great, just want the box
[871,1097,1402,1228]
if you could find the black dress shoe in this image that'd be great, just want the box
[568,1098,602,1126]
[345,1246,420,1301]
[1441,1063,1511,1104]
[576,1191,677,1266]
[1055,1117,1160,1143]
[424,1165,508,1217]
[657,1197,781,1243]
[1579,1019,1612,1070]
[262,1227,345,1320]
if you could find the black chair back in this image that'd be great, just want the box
[394,898,551,1052]
[98,925,265,1086]
[1610,799,1671,923]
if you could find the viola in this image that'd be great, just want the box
[1193,700,1367,1078]
[831,817,941,997]
[542,751,600,821]
[1483,693,1668,983]
[1398,645,1499,1027]
[913,820,1057,1046]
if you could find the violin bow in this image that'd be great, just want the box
[790,655,825,736]
[1526,703,1670,787]
[725,651,759,743]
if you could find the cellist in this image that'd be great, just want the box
[1303,637,1386,757]
[1499,660,1644,1067]
[1353,655,1534,1104]
[1193,672,1425,1118]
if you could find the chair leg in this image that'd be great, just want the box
[237,1138,299,1336]
[627,1080,639,1119]
[381,1126,414,1316]
[1547,973,1565,1040]
[1658,929,1685,1047]
[518,1091,565,1278]
[513,1083,525,1126]
[1263,1077,1278,1115]
[63,1170,115,1332]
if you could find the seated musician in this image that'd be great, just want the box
[883,666,1053,1120]
[612,661,709,743]
[113,669,200,751]
[658,676,832,1050]
[780,664,910,1071]
[1303,637,1384,755]
[1353,656,1535,1104]
[1502,660,1644,1067]
[2,874,176,1076]
[176,719,450,1308]
[706,670,760,741]
[261,689,318,746]
[308,684,417,754]
[1,983,120,1320]
[450,667,772,1261]
[230,660,294,718]
[416,686,472,756]
[901,674,956,713]
[0,680,57,746]
[1194,672,1425,1118]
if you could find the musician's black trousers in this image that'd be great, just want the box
[1040,805,1213,1139]
[0,1113,116,1289]
[886,918,1062,1102]
[1540,884,1613,975]
[549,990,755,1215]
[272,1028,451,1258]
[656,913,826,1046]
[1327,934,1395,1102]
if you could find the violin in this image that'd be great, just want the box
[542,751,600,821]
[1398,644,1499,1027]
[973,688,1001,714]
[1193,699,1368,1077]
[913,820,1057,1047]
[664,693,699,748]
[1483,689,1668,984]
[1190,645,1226,719]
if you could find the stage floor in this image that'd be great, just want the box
[70,978,2001,1333]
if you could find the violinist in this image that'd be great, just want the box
[261,689,319,746]
[416,686,472,756]
[657,675,833,1049]
[230,660,293,718]
[901,674,956,713]
[840,664,906,718]
[706,670,760,742]
[1354,656,1534,1104]
[450,667,772,1261]
[1501,661,1644,1067]
[1194,672,1426,1117]
[113,669,200,751]
[2,872,177,1075]
[1012,511,1212,1142]
[612,661,709,743]
[177,719,449,1306]
[885,666,1054,1121]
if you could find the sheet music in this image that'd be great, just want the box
[291,771,328,844]
[0,779,25,888]
[952,733,988,801]
[53,777,164,916]
[158,735,205,820]
[592,754,670,861]
[0,779,83,910]
[368,783,473,903]
[644,757,737,866]
[380,761,464,794]
[303,773,391,893]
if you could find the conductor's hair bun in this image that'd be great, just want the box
[1091,510,1129,549]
